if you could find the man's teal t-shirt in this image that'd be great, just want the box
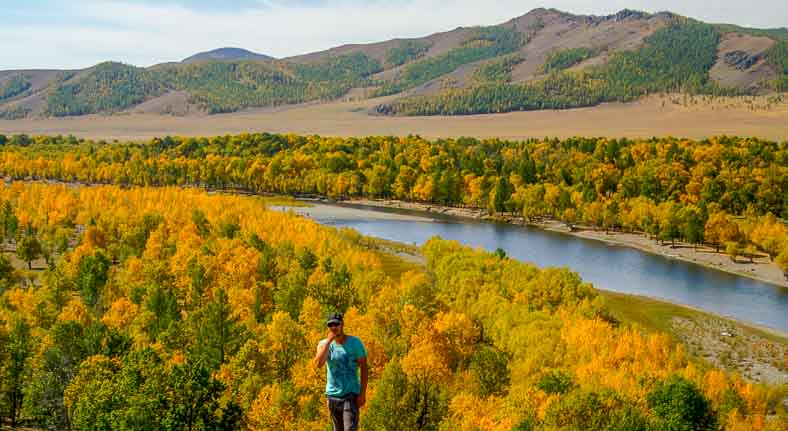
[325,335,367,397]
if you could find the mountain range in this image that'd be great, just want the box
[0,8,785,119]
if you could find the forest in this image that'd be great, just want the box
[378,21,743,115]
[371,25,527,97]
[472,54,525,84]
[46,63,166,117]
[44,53,383,117]
[0,132,786,277]
[0,76,32,103]
[767,40,788,91]
[0,182,784,430]
[540,48,597,73]
[385,41,432,68]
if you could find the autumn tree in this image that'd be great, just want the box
[704,211,741,253]
[146,284,180,341]
[2,317,34,428]
[16,232,42,270]
[542,390,648,431]
[0,254,16,293]
[488,176,511,214]
[187,257,208,309]
[65,349,240,431]
[364,359,448,431]
[194,287,247,370]
[750,214,785,261]
[1,201,18,240]
[776,247,788,279]
[23,321,131,430]
[192,209,211,238]
[263,312,306,380]
[679,205,705,248]
[647,375,716,431]
[166,358,242,430]
[76,250,111,309]
[726,242,742,263]
[468,346,510,397]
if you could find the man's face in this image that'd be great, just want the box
[328,321,343,335]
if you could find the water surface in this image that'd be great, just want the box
[279,203,788,332]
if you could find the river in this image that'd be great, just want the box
[276,202,788,332]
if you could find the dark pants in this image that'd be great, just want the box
[327,394,359,431]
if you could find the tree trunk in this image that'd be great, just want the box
[10,386,19,428]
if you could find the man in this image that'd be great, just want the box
[313,312,368,431]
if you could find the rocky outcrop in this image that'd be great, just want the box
[723,50,761,70]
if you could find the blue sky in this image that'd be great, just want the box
[1,0,786,70]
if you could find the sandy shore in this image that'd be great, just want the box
[271,201,434,222]
[345,198,788,289]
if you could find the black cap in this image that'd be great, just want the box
[326,312,343,326]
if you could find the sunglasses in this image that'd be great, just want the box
[327,322,340,328]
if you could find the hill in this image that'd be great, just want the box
[0,8,785,119]
[182,47,275,63]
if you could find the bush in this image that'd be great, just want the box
[646,375,716,431]
[542,390,648,431]
[537,369,574,394]
[469,346,510,396]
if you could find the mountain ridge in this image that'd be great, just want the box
[182,47,275,63]
[0,8,785,119]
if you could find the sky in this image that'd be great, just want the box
[1,0,786,70]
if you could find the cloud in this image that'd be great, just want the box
[1,0,786,70]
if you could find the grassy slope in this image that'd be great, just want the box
[600,290,786,344]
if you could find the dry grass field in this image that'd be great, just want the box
[0,93,786,141]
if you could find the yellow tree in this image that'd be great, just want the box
[705,211,741,253]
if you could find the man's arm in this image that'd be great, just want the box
[359,357,368,393]
[313,339,330,369]
[357,357,368,407]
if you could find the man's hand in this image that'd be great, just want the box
[314,333,335,369]
[356,392,366,408]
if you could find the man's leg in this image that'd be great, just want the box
[342,396,359,431]
[328,398,344,431]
